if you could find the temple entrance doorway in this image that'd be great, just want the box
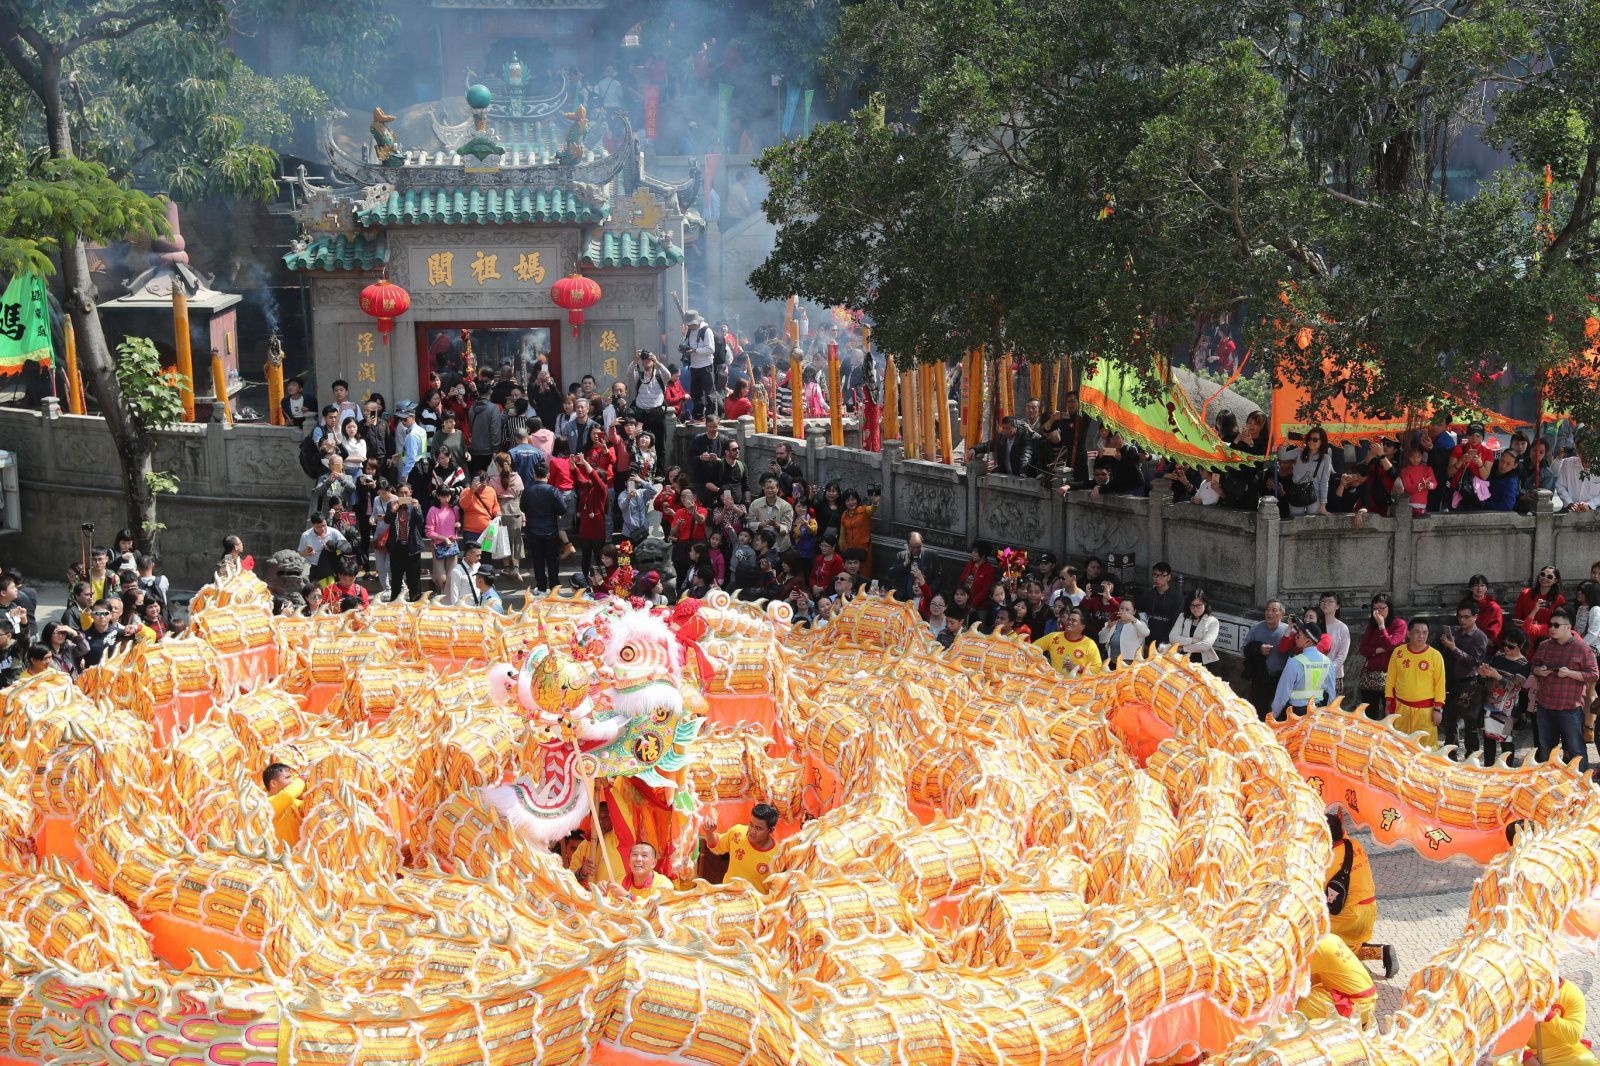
[416,321,560,393]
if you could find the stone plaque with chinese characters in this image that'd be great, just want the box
[413,246,562,292]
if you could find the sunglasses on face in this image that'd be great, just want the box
[92,611,112,618]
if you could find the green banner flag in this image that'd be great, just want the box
[716,83,734,148]
[802,89,814,135]
[0,272,51,377]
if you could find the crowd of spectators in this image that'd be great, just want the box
[1240,564,1600,778]
[0,533,176,687]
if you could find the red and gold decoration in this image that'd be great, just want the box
[358,275,412,343]
[551,273,603,339]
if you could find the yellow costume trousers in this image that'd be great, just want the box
[1329,900,1377,952]
[1297,984,1377,1025]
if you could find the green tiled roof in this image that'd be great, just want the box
[580,230,683,269]
[282,233,387,272]
[355,186,609,227]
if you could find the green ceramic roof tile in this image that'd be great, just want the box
[282,233,388,272]
[580,230,683,269]
[355,186,609,227]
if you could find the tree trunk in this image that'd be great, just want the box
[38,50,161,553]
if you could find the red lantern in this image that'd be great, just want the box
[359,277,411,343]
[550,273,602,338]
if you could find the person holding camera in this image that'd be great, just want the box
[680,310,716,423]
[631,349,671,443]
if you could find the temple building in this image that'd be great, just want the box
[284,73,695,401]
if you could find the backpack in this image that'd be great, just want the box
[713,330,730,367]
[298,433,323,479]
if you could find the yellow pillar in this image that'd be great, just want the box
[920,364,937,461]
[172,285,195,421]
[827,342,843,446]
[265,337,286,427]
[882,357,900,441]
[210,350,233,427]
[789,350,804,440]
[900,368,918,458]
[1050,361,1063,413]
[934,361,947,460]
[752,384,768,434]
[1029,361,1043,406]
[63,318,86,415]
[964,349,983,452]
[998,351,1014,419]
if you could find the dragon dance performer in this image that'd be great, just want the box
[1386,618,1446,745]
[1325,812,1377,953]
[700,803,780,894]
[1296,934,1377,1025]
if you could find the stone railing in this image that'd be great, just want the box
[675,415,1600,613]
[10,397,1597,610]
[1,402,307,588]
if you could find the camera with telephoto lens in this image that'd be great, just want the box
[82,523,94,532]
[678,342,694,357]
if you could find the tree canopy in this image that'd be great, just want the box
[751,0,1600,425]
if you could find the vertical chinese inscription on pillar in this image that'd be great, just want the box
[599,329,619,353]
[356,331,377,382]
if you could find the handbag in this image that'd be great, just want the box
[1283,476,1318,507]
[1326,839,1355,916]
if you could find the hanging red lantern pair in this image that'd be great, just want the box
[358,275,412,343]
[550,272,602,338]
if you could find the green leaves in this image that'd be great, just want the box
[113,336,187,437]
[0,158,168,261]
[754,0,1600,428]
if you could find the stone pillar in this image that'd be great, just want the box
[1390,480,1414,608]
[966,461,981,550]
[663,409,679,471]
[879,440,903,529]
[1255,495,1281,602]
[804,424,829,488]
[1531,489,1556,573]
[204,420,229,495]
[1146,478,1173,573]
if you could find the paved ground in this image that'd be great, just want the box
[10,578,1596,1043]
[1366,827,1598,1042]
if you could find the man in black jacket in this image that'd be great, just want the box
[360,397,392,467]
[973,417,1035,477]
[888,532,941,603]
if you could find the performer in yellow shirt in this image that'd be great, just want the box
[615,841,672,900]
[701,803,781,893]
[1385,619,1445,745]
[1325,812,1377,952]
[1296,933,1377,1025]
[1035,608,1102,676]
[263,763,305,847]
[571,803,626,886]
[1526,978,1595,1066]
